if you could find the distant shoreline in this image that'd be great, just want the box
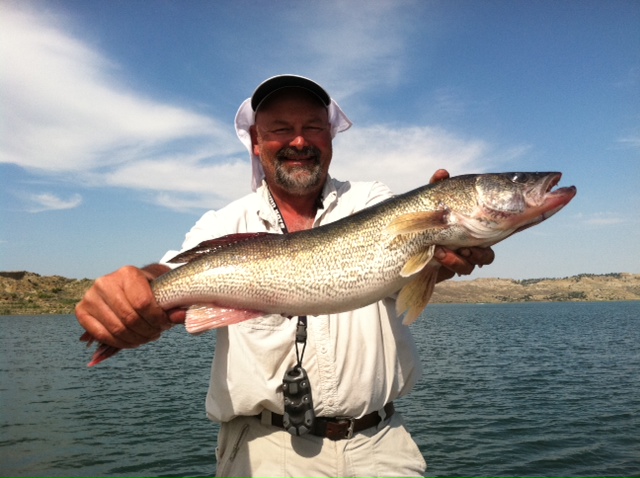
[1,271,638,316]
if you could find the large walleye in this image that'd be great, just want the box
[84,172,576,366]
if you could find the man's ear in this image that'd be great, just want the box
[250,125,260,157]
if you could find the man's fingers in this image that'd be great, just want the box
[435,247,475,275]
[167,308,187,324]
[76,266,171,349]
[429,169,450,184]
[117,268,172,333]
[77,285,153,349]
[434,246,495,278]
[462,247,495,268]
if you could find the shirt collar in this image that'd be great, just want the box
[256,176,339,231]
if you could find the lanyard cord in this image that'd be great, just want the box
[265,186,288,233]
[266,186,308,366]
[295,316,308,367]
[265,185,324,234]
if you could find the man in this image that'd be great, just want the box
[76,75,494,476]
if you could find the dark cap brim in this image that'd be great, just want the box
[251,75,331,111]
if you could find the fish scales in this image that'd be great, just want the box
[152,185,437,316]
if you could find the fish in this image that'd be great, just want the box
[82,172,576,366]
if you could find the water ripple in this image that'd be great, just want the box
[1,303,639,476]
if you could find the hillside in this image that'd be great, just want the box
[1,271,639,316]
[0,271,94,315]
[430,272,640,304]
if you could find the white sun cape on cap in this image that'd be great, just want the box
[234,75,353,192]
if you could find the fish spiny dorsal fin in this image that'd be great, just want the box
[396,262,440,325]
[400,244,436,277]
[168,233,273,264]
[385,210,448,237]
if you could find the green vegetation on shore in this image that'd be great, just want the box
[0,271,93,315]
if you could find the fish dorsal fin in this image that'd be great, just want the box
[400,244,436,277]
[385,210,448,236]
[185,304,265,335]
[168,233,272,263]
[396,263,440,325]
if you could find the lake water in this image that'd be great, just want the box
[1,302,638,477]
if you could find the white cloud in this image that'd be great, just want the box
[0,4,230,173]
[583,214,627,226]
[0,2,525,214]
[617,135,640,150]
[331,125,522,193]
[574,212,629,227]
[101,154,252,210]
[268,0,425,102]
[26,192,82,213]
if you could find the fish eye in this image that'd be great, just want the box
[510,173,527,183]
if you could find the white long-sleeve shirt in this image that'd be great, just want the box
[160,176,422,423]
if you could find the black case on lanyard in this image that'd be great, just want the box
[282,365,316,435]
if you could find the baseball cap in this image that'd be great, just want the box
[251,75,331,112]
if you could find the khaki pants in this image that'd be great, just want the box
[214,411,426,477]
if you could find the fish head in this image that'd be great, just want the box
[390,172,576,249]
[474,172,577,236]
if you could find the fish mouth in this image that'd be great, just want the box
[518,172,577,232]
[544,172,562,193]
[539,173,577,216]
[525,173,574,207]
[528,172,561,200]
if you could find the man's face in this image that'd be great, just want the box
[251,89,332,196]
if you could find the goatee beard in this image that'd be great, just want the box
[274,147,323,195]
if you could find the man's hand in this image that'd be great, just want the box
[434,246,495,282]
[75,264,183,349]
[429,169,496,282]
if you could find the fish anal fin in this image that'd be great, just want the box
[168,233,274,264]
[385,210,448,236]
[400,245,436,277]
[185,304,265,335]
[397,263,440,325]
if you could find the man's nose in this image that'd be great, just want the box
[289,135,307,150]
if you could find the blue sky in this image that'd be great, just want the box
[1,0,638,280]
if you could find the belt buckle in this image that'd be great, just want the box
[335,416,355,439]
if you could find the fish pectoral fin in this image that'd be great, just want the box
[396,263,440,325]
[385,210,448,236]
[400,244,436,277]
[168,233,274,263]
[185,304,264,334]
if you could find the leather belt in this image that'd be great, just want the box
[259,402,394,440]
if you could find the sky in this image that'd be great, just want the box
[1,0,639,281]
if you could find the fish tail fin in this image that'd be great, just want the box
[80,331,96,347]
[80,332,122,367]
[397,263,440,325]
[87,343,121,367]
[185,304,265,335]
